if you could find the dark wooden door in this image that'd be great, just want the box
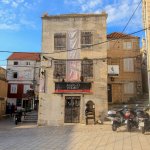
[108,84,112,102]
[65,96,80,123]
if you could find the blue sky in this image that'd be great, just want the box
[0,0,144,67]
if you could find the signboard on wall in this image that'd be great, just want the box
[108,65,119,77]
[55,82,92,93]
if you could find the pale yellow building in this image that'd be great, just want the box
[143,0,150,101]
[38,13,108,126]
[0,67,7,118]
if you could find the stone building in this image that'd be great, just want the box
[7,52,40,110]
[142,0,150,100]
[38,13,108,126]
[140,38,148,95]
[107,32,142,103]
[0,67,7,118]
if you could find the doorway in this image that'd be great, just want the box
[64,96,80,123]
[108,84,112,102]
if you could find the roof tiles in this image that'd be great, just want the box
[7,52,40,61]
[107,32,139,39]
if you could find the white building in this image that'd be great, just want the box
[7,52,40,110]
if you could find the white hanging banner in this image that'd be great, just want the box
[66,30,81,81]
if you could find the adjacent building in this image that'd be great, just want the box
[38,13,108,126]
[142,0,150,101]
[0,67,7,118]
[107,32,142,103]
[7,52,40,110]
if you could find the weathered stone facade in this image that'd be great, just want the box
[38,13,108,126]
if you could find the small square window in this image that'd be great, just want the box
[26,62,30,65]
[14,61,18,65]
[13,72,18,78]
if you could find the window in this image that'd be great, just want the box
[123,58,134,72]
[14,61,18,65]
[13,72,18,78]
[10,84,17,94]
[81,59,93,77]
[54,60,66,78]
[124,82,134,94]
[54,33,66,50]
[24,85,30,94]
[81,32,93,48]
[26,62,30,65]
[123,42,132,49]
[16,99,22,106]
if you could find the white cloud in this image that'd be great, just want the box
[65,0,142,30]
[20,19,36,29]
[103,0,142,30]
[0,0,41,30]
[0,23,19,30]
[1,0,11,4]
[11,1,18,8]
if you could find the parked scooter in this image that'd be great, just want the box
[14,111,22,125]
[138,105,150,134]
[108,106,128,131]
[125,108,138,132]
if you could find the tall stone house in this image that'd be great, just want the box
[107,32,142,103]
[0,67,7,118]
[7,52,40,110]
[142,0,150,100]
[38,13,108,126]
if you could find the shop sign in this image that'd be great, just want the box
[55,82,92,93]
[108,65,119,76]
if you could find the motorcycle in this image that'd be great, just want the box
[138,106,150,134]
[14,111,22,125]
[108,106,128,131]
[125,108,138,132]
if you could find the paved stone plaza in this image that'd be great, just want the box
[0,119,150,150]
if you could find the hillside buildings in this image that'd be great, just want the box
[38,13,108,126]
[7,52,40,110]
[107,32,142,103]
[0,67,7,118]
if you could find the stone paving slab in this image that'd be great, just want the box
[0,119,150,150]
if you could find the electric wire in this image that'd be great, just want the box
[0,26,149,56]
[112,0,142,48]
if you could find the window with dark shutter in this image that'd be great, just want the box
[81,59,93,77]
[54,60,66,78]
[54,33,66,50]
[81,32,93,48]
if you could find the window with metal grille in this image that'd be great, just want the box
[81,32,93,48]
[54,60,66,78]
[81,59,93,77]
[54,33,66,50]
